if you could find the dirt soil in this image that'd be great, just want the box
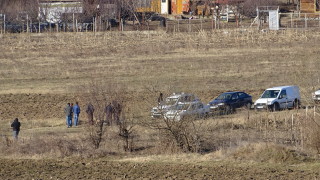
[0,157,319,179]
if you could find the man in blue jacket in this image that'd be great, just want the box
[73,102,81,126]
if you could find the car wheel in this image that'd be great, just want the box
[245,102,252,109]
[204,112,209,119]
[224,105,232,115]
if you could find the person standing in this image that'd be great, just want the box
[70,103,74,124]
[86,103,95,125]
[73,102,81,126]
[105,103,113,126]
[64,103,72,128]
[113,100,122,125]
[158,92,163,104]
[11,118,21,140]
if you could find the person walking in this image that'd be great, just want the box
[86,103,95,125]
[64,103,72,128]
[11,118,21,140]
[105,103,113,126]
[73,102,81,126]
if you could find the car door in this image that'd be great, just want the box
[278,90,288,109]
[230,93,240,108]
[237,92,246,107]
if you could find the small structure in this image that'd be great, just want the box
[256,6,280,30]
[39,1,82,23]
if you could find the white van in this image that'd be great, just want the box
[254,86,301,111]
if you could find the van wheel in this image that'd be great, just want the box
[273,103,280,111]
[272,103,280,111]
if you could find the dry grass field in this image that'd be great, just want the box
[0,29,320,179]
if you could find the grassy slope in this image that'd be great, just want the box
[0,30,320,178]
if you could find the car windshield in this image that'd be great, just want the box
[165,97,179,105]
[216,93,232,100]
[176,103,190,110]
[261,90,280,98]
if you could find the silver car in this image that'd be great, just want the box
[164,101,210,121]
[151,92,200,118]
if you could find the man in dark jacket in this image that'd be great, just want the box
[11,118,21,140]
[64,103,72,128]
[105,103,113,126]
[86,103,94,125]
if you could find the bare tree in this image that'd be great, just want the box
[0,0,38,23]
[142,87,205,153]
[84,80,109,149]
[242,0,279,17]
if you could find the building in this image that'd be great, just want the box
[300,0,320,13]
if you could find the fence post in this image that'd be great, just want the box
[304,13,307,29]
[92,17,94,32]
[291,13,293,28]
[30,19,32,33]
[38,18,40,33]
[3,14,5,34]
[27,14,29,33]
[73,13,75,32]
[178,19,180,32]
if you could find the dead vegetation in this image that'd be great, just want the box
[0,29,320,177]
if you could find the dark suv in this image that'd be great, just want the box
[208,92,253,114]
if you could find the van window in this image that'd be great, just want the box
[261,90,280,98]
[279,90,287,99]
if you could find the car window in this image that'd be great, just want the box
[280,90,287,98]
[238,92,247,98]
[232,93,239,100]
[217,93,232,100]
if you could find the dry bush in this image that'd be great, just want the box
[0,135,85,158]
[229,143,310,163]
[80,79,136,152]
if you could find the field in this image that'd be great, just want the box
[0,29,320,179]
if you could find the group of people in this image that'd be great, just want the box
[85,101,122,126]
[64,102,81,128]
[9,100,122,140]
